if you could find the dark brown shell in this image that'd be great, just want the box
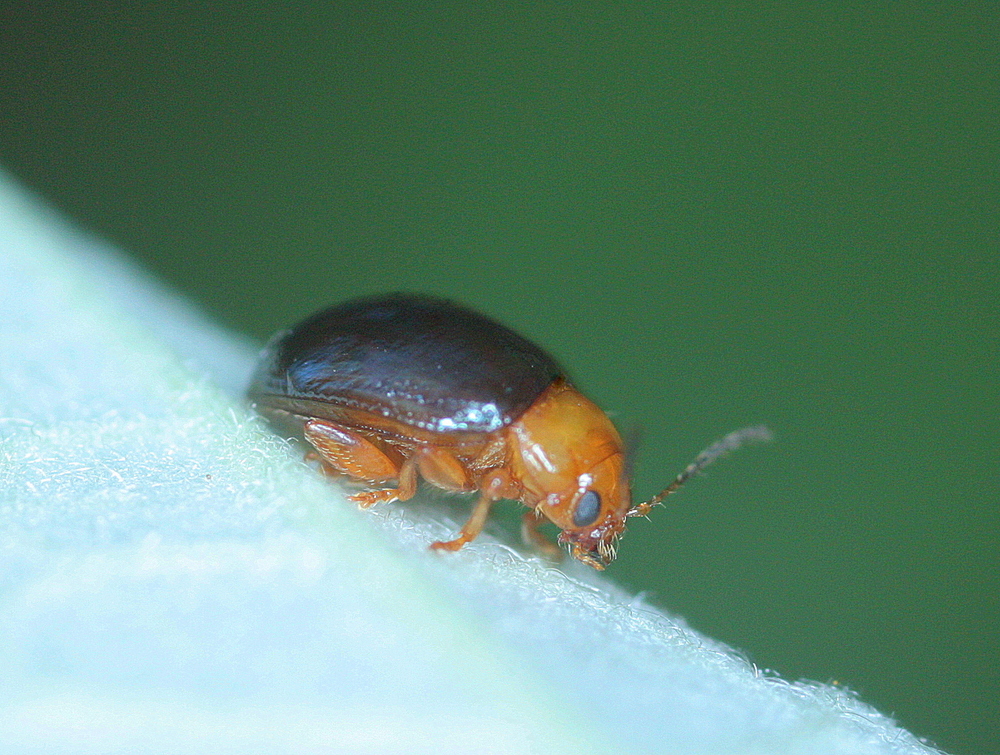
[248,293,564,435]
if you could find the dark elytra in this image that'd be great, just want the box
[248,293,565,434]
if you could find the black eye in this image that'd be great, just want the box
[572,490,602,527]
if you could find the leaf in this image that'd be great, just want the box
[0,170,940,755]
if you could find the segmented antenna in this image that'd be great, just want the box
[627,424,772,518]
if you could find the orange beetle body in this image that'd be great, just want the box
[249,293,767,569]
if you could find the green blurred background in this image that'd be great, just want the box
[1,3,996,752]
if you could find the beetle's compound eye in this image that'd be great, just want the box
[572,490,602,527]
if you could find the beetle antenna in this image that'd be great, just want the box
[628,424,772,518]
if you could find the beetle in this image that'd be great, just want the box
[248,293,769,569]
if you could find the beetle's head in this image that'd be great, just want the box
[550,451,631,570]
[511,381,632,569]
[512,384,773,570]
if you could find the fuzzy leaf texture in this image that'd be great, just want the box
[0,170,941,755]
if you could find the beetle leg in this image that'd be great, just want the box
[429,490,495,552]
[520,508,563,561]
[304,419,414,508]
[304,419,399,481]
[350,456,419,508]
[413,446,472,492]
[429,468,514,552]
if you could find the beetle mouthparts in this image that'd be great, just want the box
[564,531,619,570]
[571,544,610,570]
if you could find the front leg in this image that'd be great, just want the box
[520,508,563,561]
